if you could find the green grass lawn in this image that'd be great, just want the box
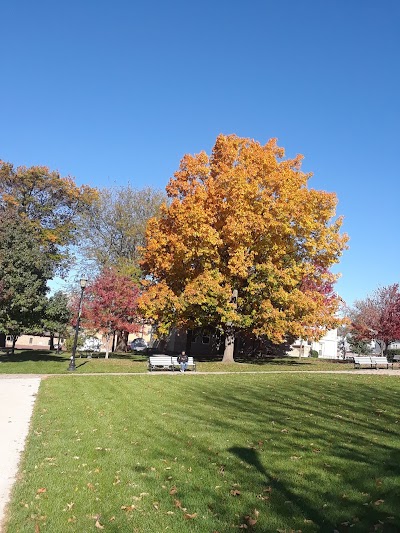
[4,374,400,532]
[0,350,363,374]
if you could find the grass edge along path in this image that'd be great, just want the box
[4,373,400,532]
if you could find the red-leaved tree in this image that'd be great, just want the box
[350,284,400,355]
[81,269,141,358]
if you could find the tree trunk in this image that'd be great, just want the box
[105,333,111,359]
[222,326,235,363]
[115,330,129,352]
[11,335,17,355]
[49,333,55,351]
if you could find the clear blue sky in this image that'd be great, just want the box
[1,0,399,306]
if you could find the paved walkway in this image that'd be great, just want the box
[0,369,399,531]
[0,377,41,532]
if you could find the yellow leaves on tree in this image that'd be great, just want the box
[0,161,98,249]
[140,134,348,346]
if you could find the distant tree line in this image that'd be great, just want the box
[344,284,400,357]
[0,160,165,353]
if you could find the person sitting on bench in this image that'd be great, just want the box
[177,351,188,372]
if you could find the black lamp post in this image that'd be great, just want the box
[68,278,88,371]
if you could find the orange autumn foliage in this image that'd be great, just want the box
[140,134,348,343]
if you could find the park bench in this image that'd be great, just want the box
[148,355,174,372]
[171,356,197,372]
[370,356,393,369]
[148,355,197,372]
[354,356,393,369]
[353,356,374,369]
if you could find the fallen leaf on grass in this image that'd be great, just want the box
[174,499,182,508]
[36,488,47,494]
[95,519,104,529]
[374,499,384,506]
[183,512,197,519]
[35,524,40,533]
[169,486,178,495]
[230,489,241,496]
[245,515,258,526]
[121,505,136,512]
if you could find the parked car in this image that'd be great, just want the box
[78,337,101,352]
[130,338,148,352]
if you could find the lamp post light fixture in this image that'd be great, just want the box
[68,277,88,372]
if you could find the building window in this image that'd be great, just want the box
[202,335,210,344]
[6,336,11,341]
[29,338,33,344]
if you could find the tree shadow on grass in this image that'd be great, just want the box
[229,446,337,530]
[155,375,400,531]
[194,354,315,365]
[0,350,70,362]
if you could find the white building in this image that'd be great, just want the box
[289,329,338,359]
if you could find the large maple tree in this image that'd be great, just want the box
[140,134,348,361]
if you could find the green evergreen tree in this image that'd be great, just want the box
[0,213,52,353]
[43,291,72,351]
